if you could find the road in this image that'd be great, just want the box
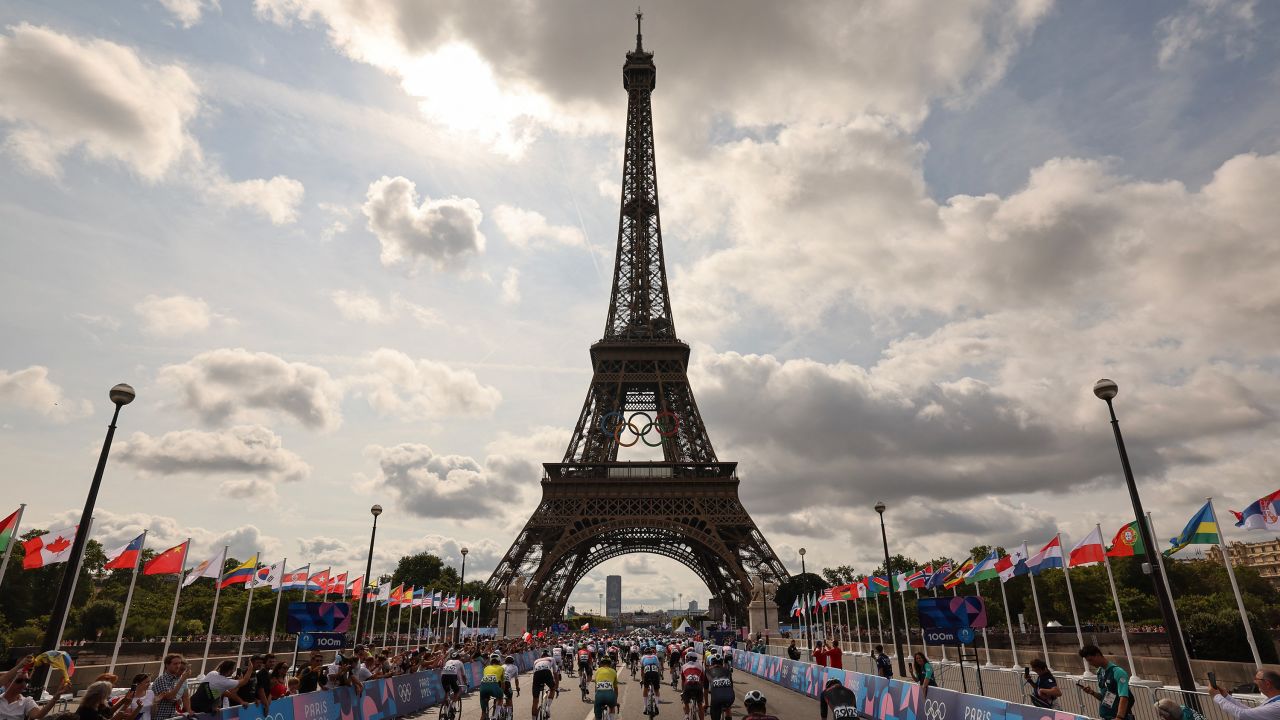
[442,665,818,720]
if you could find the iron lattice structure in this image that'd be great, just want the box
[487,15,788,626]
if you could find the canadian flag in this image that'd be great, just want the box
[23,526,78,569]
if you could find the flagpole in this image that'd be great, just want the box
[44,512,92,691]
[932,587,947,662]
[873,593,884,649]
[200,545,229,676]
[236,552,261,666]
[382,591,392,647]
[1026,566,1050,668]
[290,563,311,674]
[974,581,992,666]
[915,589,927,660]
[1147,512,1192,664]
[0,504,26,594]
[160,539,191,663]
[267,557,287,654]
[395,596,405,653]
[1099,526,1136,679]
[1057,533,1087,673]
[1206,498,1262,668]
[898,585,913,657]
[108,530,147,676]
[997,577,1018,668]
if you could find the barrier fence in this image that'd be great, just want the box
[730,649,1257,720]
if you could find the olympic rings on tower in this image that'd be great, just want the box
[598,410,680,446]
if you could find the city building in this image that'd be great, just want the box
[606,575,622,618]
[1207,537,1280,590]
[688,599,699,612]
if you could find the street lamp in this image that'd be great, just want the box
[760,573,770,630]
[1094,379,1197,692]
[454,547,468,643]
[800,548,813,656]
[357,504,382,644]
[875,501,907,676]
[32,383,134,694]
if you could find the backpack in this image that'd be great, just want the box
[189,682,216,713]
[876,654,893,678]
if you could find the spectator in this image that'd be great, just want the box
[1155,698,1206,720]
[813,640,829,667]
[149,655,189,720]
[201,660,251,710]
[285,678,300,697]
[786,641,800,661]
[296,654,327,694]
[0,671,69,720]
[1078,644,1134,720]
[122,674,152,720]
[873,646,893,679]
[1023,659,1060,709]
[76,681,139,720]
[912,652,934,690]
[828,640,843,670]
[1210,669,1280,720]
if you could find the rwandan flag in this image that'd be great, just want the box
[1165,501,1219,556]
[219,554,259,588]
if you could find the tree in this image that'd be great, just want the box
[73,600,121,641]
[774,573,827,623]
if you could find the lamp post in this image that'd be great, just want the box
[1093,379,1197,692]
[800,548,813,655]
[454,547,468,643]
[875,502,907,676]
[503,579,511,638]
[761,573,770,630]
[31,383,134,695]
[358,504,382,644]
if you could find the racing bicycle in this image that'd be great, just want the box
[537,687,554,720]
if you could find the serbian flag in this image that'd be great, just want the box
[1069,527,1107,567]
[307,568,331,593]
[104,533,146,570]
[0,507,22,553]
[220,554,258,588]
[349,575,364,598]
[144,541,188,575]
[22,525,77,569]
[1027,536,1064,573]
[281,566,310,590]
[1232,488,1280,531]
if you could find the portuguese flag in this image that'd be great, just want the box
[0,507,22,553]
[1106,521,1145,557]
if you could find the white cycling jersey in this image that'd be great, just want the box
[442,659,465,677]
[533,658,555,673]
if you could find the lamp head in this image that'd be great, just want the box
[799,547,806,557]
[109,383,136,406]
[1093,378,1119,401]
[874,501,886,514]
[461,547,469,556]
[370,504,383,517]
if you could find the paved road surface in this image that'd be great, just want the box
[438,666,817,720]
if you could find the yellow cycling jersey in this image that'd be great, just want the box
[593,666,618,691]
[481,664,506,685]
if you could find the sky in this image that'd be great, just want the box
[2,0,1279,616]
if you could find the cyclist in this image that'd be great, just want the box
[641,645,663,711]
[532,651,558,720]
[441,651,466,712]
[680,650,707,720]
[606,644,621,669]
[629,643,642,676]
[479,653,506,720]
[552,644,564,675]
[667,643,682,688]
[502,655,521,717]
[741,691,778,720]
[577,644,593,676]
[592,657,619,720]
[706,655,734,720]
[820,678,857,720]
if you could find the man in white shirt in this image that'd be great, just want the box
[0,671,69,720]
[1212,670,1280,720]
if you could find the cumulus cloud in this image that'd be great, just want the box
[331,290,393,324]
[134,294,231,336]
[46,507,280,563]
[159,348,344,430]
[0,366,92,422]
[492,205,585,250]
[361,443,506,518]
[0,24,302,223]
[500,268,521,305]
[114,425,310,495]
[159,0,220,28]
[363,176,485,272]
[347,348,501,420]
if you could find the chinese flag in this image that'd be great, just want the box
[144,542,188,575]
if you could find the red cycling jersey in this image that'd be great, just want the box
[681,664,706,687]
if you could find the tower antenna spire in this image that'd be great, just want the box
[635,7,644,51]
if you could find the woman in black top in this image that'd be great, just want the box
[77,681,141,720]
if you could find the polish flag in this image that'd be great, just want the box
[1069,527,1107,568]
[22,526,77,569]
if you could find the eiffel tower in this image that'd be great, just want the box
[487,13,789,628]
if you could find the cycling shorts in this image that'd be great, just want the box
[532,670,555,696]
[682,684,704,704]
[593,690,618,720]
[441,675,461,693]
[642,671,662,690]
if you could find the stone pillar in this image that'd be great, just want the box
[499,598,529,638]
[747,577,776,640]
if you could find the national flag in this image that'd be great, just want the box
[377,584,391,603]
[22,525,78,570]
[894,573,910,592]
[0,508,22,553]
[307,568,331,593]
[522,631,533,642]
[832,583,855,601]
[1166,501,1220,556]
[183,549,224,587]
[1069,527,1107,567]
[220,554,259,588]
[104,533,146,571]
[1232,489,1280,531]
[401,585,414,605]
[33,650,75,682]
[144,541,188,575]
[433,590,443,608]
[387,584,404,606]
[996,543,1029,582]
[906,568,928,589]
[820,588,835,606]
[943,558,975,589]
[925,562,952,589]
[1106,522,1145,557]
[966,551,1000,584]
[327,572,348,596]
[414,587,427,607]
[349,575,364,598]
[1027,536,1064,573]
[790,597,799,616]
[250,560,284,589]
[580,622,590,631]
[281,566,310,590]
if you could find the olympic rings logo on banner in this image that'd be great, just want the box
[924,700,947,720]
[598,410,680,447]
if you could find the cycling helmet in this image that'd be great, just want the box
[744,690,767,706]
[826,678,842,688]
[685,650,698,661]
[450,652,461,660]
[539,650,549,657]
[507,655,516,663]
[600,657,613,667]
[710,654,723,665]
[490,653,501,662]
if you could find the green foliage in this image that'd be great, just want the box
[7,624,43,647]
[182,619,204,635]
[774,572,827,623]
[73,599,121,640]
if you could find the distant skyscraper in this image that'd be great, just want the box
[606,575,622,618]
[688,600,699,612]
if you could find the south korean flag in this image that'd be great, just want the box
[249,560,284,589]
